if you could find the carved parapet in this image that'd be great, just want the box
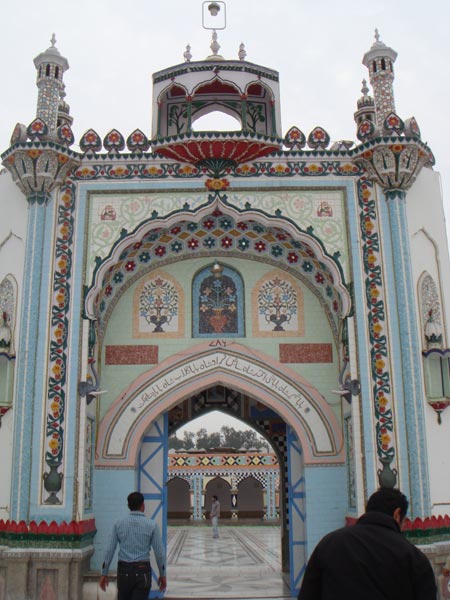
[1,141,81,204]
[352,136,434,193]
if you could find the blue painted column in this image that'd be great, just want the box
[10,193,50,521]
[385,188,430,517]
[192,474,203,520]
[265,472,277,520]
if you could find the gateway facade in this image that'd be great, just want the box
[1,22,450,599]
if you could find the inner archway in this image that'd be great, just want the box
[138,386,305,598]
[167,477,190,519]
[238,477,264,518]
[205,477,232,518]
[167,406,282,525]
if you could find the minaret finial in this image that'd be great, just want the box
[183,44,192,62]
[51,33,57,47]
[361,79,369,97]
[210,30,220,56]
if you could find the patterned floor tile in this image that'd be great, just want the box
[166,525,292,599]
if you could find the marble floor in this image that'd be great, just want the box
[84,525,293,600]
[165,525,292,599]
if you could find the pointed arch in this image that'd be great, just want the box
[245,80,275,102]
[192,262,244,337]
[191,76,243,127]
[96,343,344,467]
[157,82,190,137]
[84,195,351,343]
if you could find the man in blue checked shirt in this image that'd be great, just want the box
[99,491,167,599]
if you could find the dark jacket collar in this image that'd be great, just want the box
[357,511,401,533]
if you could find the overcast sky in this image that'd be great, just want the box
[1,1,449,433]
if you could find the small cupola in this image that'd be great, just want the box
[151,2,282,176]
[152,50,281,139]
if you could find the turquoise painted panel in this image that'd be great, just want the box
[304,464,347,557]
[91,468,135,571]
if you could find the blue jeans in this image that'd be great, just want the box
[117,561,151,600]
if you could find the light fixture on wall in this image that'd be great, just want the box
[78,361,107,404]
[332,358,360,403]
[427,399,450,425]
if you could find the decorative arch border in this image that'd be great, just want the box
[167,473,192,485]
[236,472,267,487]
[96,343,344,467]
[157,82,189,105]
[245,80,275,100]
[191,76,243,128]
[191,75,242,98]
[85,194,351,341]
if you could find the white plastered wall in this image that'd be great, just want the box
[0,168,28,520]
[407,166,450,515]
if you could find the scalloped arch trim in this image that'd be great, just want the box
[96,343,344,467]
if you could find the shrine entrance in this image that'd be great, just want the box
[138,404,303,597]
[97,344,343,597]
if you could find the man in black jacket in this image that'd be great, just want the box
[298,488,437,600]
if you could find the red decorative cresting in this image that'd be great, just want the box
[0,518,96,536]
[346,514,450,531]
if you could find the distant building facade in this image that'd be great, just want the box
[167,449,279,520]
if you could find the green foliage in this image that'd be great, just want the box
[247,103,266,133]
[168,104,188,134]
[168,423,267,451]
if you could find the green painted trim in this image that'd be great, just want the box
[153,61,279,84]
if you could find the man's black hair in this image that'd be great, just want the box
[127,491,145,511]
[366,487,409,520]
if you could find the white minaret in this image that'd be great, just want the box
[362,29,397,129]
[33,34,70,135]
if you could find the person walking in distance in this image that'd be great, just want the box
[298,487,437,600]
[99,491,167,599]
[210,494,221,539]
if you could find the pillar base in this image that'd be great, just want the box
[419,542,450,600]
[0,545,93,600]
